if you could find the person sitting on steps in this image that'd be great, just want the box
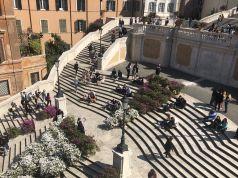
[203,110,217,123]
[111,68,117,79]
[118,70,123,79]
[88,91,97,103]
[175,95,186,109]
[209,116,221,129]
[217,118,228,133]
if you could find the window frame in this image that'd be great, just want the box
[16,19,22,35]
[37,0,49,10]
[167,2,174,13]
[0,38,6,64]
[75,20,86,33]
[0,80,10,97]
[13,0,22,10]
[148,2,156,13]
[59,19,67,33]
[40,19,49,34]
[76,0,85,11]
[30,72,40,85]
[106,0,116,11]
[158,2,165,12]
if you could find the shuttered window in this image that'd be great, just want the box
[148,2,156,12]
[56,0,68,11]
[36,0,49,10]
[106,0,115,11]
[13,0,22,9]
[41,20,49,33]
[77,0,85,11]
[31,72,40,85]
[158,3,165,12]
[59,19,67,33]
[123,1,131,11]
[16,20,22,34]
[167,3,174,12]
[0,39,5,64]
[0,80,10,96]
[75,20,86,32]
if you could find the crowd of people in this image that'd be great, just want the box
[116,84,132,97]
[82,90,97,104]
[210,88,230,113]
[203,110,228,133]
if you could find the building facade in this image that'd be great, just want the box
[143,0,181,18]
[0,0,47,102]
[13,0,142,46]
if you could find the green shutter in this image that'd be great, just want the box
[36,0,40,10]
[112,1,115,11]
[59,19,66,33]
[41,20,48,33]
[82,0,85,11]
[106,1,109,11]
[45,0,49,10]
[18,0,22,9]
[55,0,59,10]
[64,0,68,10]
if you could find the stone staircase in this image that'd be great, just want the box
[54,28,238,177]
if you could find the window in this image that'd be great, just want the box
[123,1,131,11]
[16,20,22,34]
[41,20,48,33]
[135,1,140,12]
[56,0,68,11]
[75,20,86,32]
[167,3,174,12]
[158,3,165,12]
[36,0,49,10]
[0,80,10,96]
[59,19,67,33]
[148,2,156,12]
[30,72,40,85]
[0,39,5,64]
[13,0,22,9]
[106,0,115,11]
[77,0,85,11]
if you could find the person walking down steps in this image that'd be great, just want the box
[163,136,174,158]
[74,61,79,76]
[126,62,131,79]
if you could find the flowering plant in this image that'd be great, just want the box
[39,157,66,177]
[4,124,81,177]
[21,119,35,134]
[44,106,57,118]
[168,80,184,95]
[104,108,139,129]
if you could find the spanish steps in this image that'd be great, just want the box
[0,26,238,178]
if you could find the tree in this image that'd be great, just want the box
[45,34,70,73]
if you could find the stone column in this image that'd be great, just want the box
[112,149,131,178]
[55,96,67,116]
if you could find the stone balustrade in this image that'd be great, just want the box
[200,7,238,23]
[133,24,238,47]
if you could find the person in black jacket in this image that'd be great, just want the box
[164,136,174,158]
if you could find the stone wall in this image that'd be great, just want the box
[128,24,238,88]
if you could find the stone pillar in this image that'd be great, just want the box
[55,96,67,116]
[97,56,103,70]
[112,149,131,178]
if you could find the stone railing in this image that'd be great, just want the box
[98,37,127,70]
[200,7,238,23]
[133,24,174,35]
[132,24,238,47]
[0,18,124,116]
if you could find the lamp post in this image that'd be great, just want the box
[55,60,64,98]
[99,27,103,57]
[116,96,129,153]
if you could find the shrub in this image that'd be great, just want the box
[36,111,48,121]
[21,119,35,134]
[29,39,42,55]
[169,81,184,95]
[43,106,57,118]
[7,127,22,139]
[87,19,103,33]
[59,116,99,157]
